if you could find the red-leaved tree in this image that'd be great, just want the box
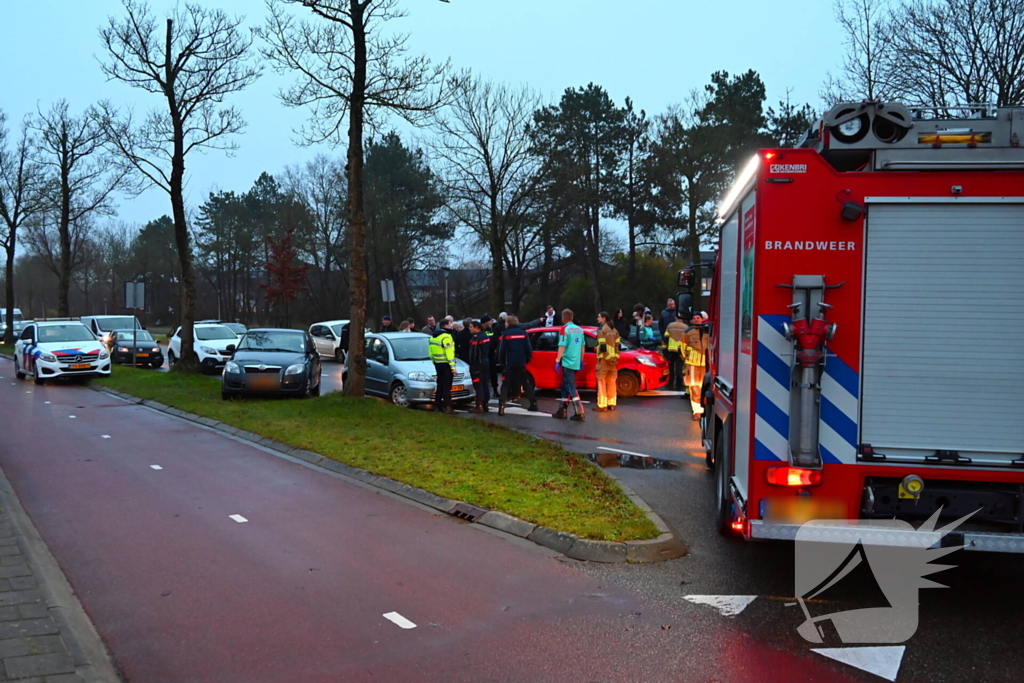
[260,225,308,327]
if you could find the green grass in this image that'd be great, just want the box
[97,367,659,541]
[0,343,13,356]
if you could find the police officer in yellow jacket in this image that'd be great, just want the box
[429,318,457,414]
[665,317,689,389]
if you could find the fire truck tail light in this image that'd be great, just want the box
[730,520,746,533]
[766,466,822,487]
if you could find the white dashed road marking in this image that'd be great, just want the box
[683,595,757,617]
[812,646,906,682]
[382,612,417,629]
[229,514,248,523]
[44,401,50,404]
[102,435,111,439]
[150,465,162,470]
[69,415,76,419]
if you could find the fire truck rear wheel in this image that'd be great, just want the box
[714,424,734,536]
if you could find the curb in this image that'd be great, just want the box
[86,383,687,563]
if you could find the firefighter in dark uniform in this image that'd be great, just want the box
[497,315,538,415]
[468,319,491,413]
[429,318,456,414]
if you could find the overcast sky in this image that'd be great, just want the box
[1,0,845,229]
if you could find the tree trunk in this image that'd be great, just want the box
[344,0,368,397]
[488,212,504,315]
[165,18,198,372]
[588,207,603,314]
[4,244,15,345]
[57,135,72,317]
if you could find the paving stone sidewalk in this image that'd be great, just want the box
[0,508,81,682]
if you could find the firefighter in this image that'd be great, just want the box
[429,318,456,414]
[665,315,689,389]
[553,308,585,422]
[497,315,538,415]
[468,319,491,413]
[682,311,709,421]
[595,311,620,412]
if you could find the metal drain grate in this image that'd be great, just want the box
[448,502,488,522]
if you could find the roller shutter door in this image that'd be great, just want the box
[860,203,1024,463]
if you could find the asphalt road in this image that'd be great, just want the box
[36,355,1024,682]
[0,358,861,683]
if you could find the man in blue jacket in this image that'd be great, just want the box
[497,315,538,416]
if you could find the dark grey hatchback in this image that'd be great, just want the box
[221,328,322,400]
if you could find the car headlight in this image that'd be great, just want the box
[636,355,657,367]
[200,346,217,355]
[151,347,160,353]
[225,361,240,374]
[407,371,431,382]
[285,363,305,375]
[99,350,109,360]
[119,347,130,353]
[39,352,57,363]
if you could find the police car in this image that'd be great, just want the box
[13,320,111,385]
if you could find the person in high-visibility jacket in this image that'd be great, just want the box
[664,316,689,389]
[429,318,457,414]
[595,311,620,412]
[681,311,709,421]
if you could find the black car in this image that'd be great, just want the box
[110,329,164,367]
[221,328,322,400]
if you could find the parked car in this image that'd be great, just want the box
[343,332,474,407]
[524,326,668,397]
[167,323,239,374]
[309,320,350,362]
[80,315,143,347]
[0,308,25,337]
[196,320,247,336]
[221,328,322,400]
[109,329,164,367]
[14,320,111,385]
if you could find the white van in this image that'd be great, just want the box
[0,308,25,336]
[80,315,143,346]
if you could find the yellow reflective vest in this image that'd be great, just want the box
[428,331,456,368]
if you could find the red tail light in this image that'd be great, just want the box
[766,466,822,487]
[730,520,746,532]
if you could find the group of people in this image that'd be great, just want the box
[381,299,709,423]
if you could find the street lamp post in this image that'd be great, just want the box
[442,267,451,317]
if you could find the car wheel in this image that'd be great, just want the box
[14,358,25,380]
[334,348,345,364]
[33,375,44,386]
[390,382,410,408]
[311,374,322,397]
[168,350,177,367]
[616,371,640,398]
[221,390,232,401]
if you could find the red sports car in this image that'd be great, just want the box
[522,326,669,398]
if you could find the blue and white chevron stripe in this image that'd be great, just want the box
[754,315,792,462]
[819,353,859,465]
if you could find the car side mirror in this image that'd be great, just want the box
[226,344,236,354]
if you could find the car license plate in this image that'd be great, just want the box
[249,375,278,391]
[134,353,149,357]
[451,384,464,392]
[71,363,91,370]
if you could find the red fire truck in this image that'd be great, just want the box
[705,101,1024,553]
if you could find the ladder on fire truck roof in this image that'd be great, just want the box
[799,101,1024,172]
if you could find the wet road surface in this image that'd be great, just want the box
[0,358,862,683]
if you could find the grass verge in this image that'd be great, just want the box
[0,344,13,357]
[97,367,659,541]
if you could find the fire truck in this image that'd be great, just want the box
[705,101,1024,553]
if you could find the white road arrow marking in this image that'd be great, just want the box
[229,514,248,523]
[811,646,905,682]
[382,612,417,629]
[683,595,757,617]
[150,465,162,470]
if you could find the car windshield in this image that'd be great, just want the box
[195,325,238,341]
[237,330,306,353]
[97,317,138,330]
[115,330,154,342]
[388,336,430,361]
[37,324,95,343]
[1,312,23,323]
[224,323,246,335]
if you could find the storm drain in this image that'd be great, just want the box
[448,502,488,522]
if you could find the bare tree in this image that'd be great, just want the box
[256,0,457,397]
[97,0,261,371]
[0,113,48,344]
[31,100,132,316]
[822,0,899,105]
[428,74,542,316]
